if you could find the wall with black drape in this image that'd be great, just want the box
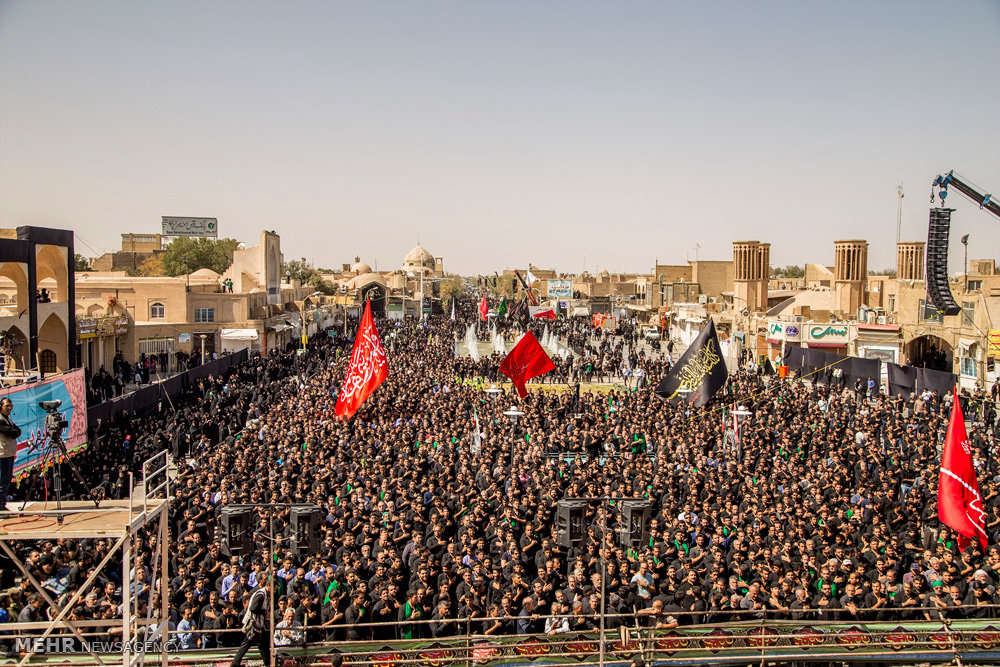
[87,350,250,427]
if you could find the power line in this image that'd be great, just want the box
[72,232,105,258]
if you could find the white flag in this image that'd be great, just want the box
[451,300,455,321]
[525,269,537,287]
[472,406,483,456]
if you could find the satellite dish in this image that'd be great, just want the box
[740,309,750,317]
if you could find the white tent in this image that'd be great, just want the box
[220,328,259,353]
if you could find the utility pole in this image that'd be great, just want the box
[896,183,904,246]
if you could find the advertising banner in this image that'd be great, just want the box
[161,216,218,237]
[0,369,88,478]
[547,279,572,299]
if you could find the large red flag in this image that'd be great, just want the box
[499,332,556,398]
[479,294,488,321]
[335,300,388,419]
[938,388,988,550]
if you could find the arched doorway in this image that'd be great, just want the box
[38,313,68,373]
[36,244,69,303]
[361,283,387,318]
[904,335,953,372]
[0,262,29,311]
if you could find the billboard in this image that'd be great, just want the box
[548,279,572,299]
[0,369,88,479]
[161,216,218,237]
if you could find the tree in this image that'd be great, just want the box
[282,258,339,295]
[282,259,314,283]
[161,237,241,276]
[439,275,464,310]
[872,268,897,277]
[306,271,338,295]
[73,254,92,272]
[772,265,804,279]
[137,254,165,277]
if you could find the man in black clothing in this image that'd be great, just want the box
[230,580,269,667]
[0,397,21,511]
[344,591,369,641]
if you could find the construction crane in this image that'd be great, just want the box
[931,170,1000,219]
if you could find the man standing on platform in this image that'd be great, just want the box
[231,574,270,667]
[0,398,21,511]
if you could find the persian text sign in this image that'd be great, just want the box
[161,216,218,237]
[808,325,849,344]
[547,280,572,299]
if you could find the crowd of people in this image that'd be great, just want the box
[85,349,206,405]
[3,307,1000,655]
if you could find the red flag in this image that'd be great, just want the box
[938,388,988,550]
[335,301,388,419]
[592,313,606,329]
[479,294,488,321]
[532,308,557,320]
[499,332,556,398]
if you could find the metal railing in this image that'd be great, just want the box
[3,609,1000,665]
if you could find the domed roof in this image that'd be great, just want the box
[191,268,221,279]
[403,244,434,265]
[351,260,372,275]
[347,272,387,290]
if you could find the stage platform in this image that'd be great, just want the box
[0,499,166,540]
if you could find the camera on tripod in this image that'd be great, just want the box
[38,400,68,441]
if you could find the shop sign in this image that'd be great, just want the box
[808,325,848,343]
[77,315,129,341]
[77,317,97,339]
[784,325,801,341]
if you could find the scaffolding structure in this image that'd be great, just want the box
[0,451,170,667]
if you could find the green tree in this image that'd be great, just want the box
[772,265,804,279]
[306,271,338,295]
[282,258,314,283]
[282,258,339,295]
[73,254,91,272]
[161,237,241,276]
[439,275,464,310]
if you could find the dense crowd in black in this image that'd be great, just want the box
[3,310,1000,650]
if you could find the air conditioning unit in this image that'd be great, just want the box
[877,316,887,325]
[698,295,708,304]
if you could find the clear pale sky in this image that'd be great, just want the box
[1,0,998,276]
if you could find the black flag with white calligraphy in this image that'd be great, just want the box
[654,319,728,408]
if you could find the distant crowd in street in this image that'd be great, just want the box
[3,305,1000,654]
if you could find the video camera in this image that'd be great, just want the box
[38,399,68,441]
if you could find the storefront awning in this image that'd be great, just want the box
[221,328,259,341]
[268,324,290,333]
